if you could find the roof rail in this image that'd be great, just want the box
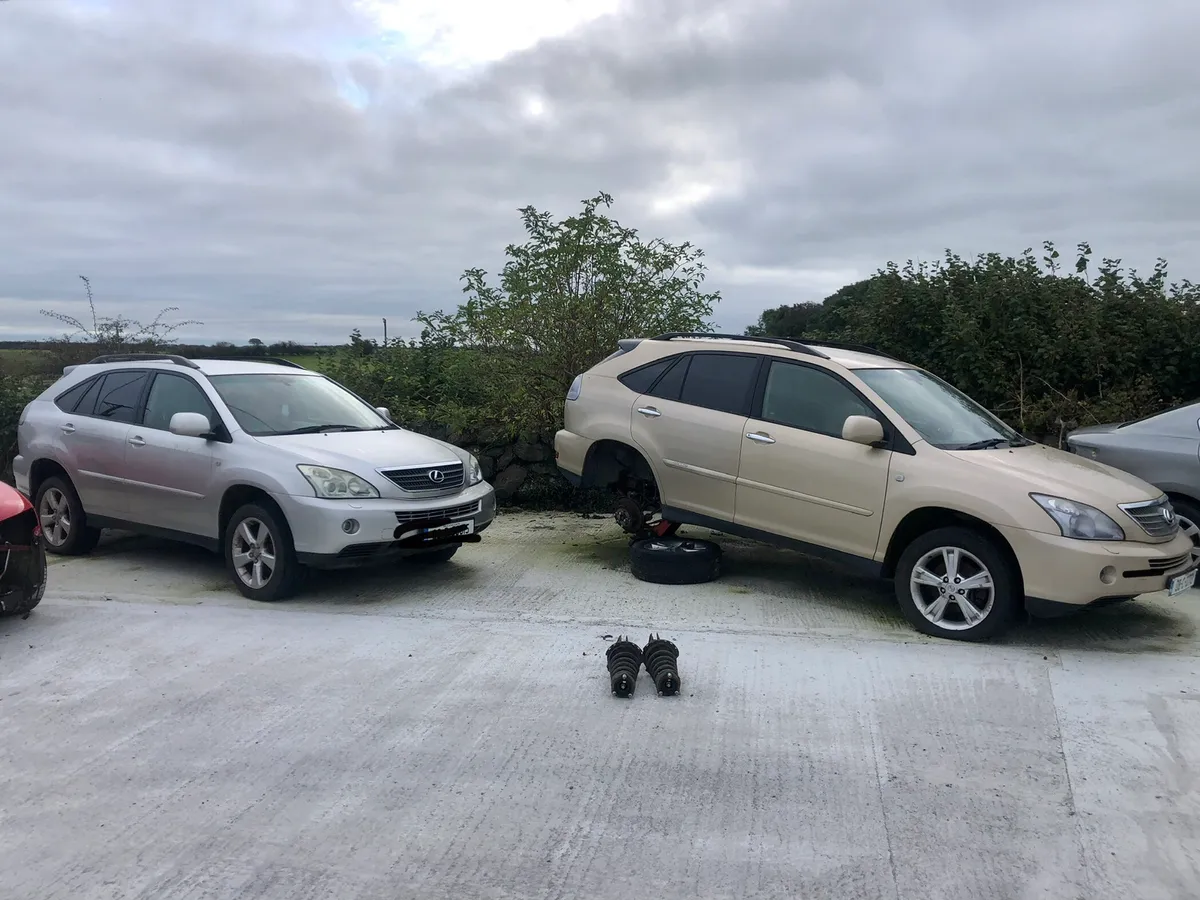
[87,353,201,370]
[797,339,897,361]
[650,332,830,359]
[195,355,306,369]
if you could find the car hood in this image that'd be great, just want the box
[1066,422,1123,440]
[944,442,1161,506]
[253,428,466,473]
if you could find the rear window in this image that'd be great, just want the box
[618,358,675,394]
[54,378,95,413]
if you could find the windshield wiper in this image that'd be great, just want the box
[277,424,369,435]
[954,437,1030,450]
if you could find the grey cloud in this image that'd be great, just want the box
[1,0,1198,345]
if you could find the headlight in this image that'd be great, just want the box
[467,454,483,486]
[566,374,583,401]
[298,465,380,499]
[1030,493,1125,541]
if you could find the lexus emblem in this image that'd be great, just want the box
[428,469,445,484]
[1163,507,1175,524]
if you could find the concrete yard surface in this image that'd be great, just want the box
[2,511,1199,900]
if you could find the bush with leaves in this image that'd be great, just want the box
[747,242,1200,443]
[410,192,719,436]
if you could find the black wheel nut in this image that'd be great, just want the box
[605,636,643,698]
[643,633,681,695]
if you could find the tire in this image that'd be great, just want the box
[630,536,721,585]
[410,545,459,565]
[34,476,101,557]
[0,546,47,617]
[894,526,1019,642]
[1171,498,1200,566]
[224,503,301,602]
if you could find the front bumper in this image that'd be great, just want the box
[999,524,1196,614]
[1,535,47,614]
[275,481,496,569]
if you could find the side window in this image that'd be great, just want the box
[143,373,216,431]
[761,362,875,438]
[94,371,149,424]
[72,377,104,417]
[647,356,689,401]
[678,353,759,415]
[618,358,674,394]
[54,378,95,413]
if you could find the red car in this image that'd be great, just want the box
[1,482,47,617]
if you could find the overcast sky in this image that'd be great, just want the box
[1,0,1198,345]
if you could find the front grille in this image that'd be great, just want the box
[1119,496,1181,539]
[395,500,480,524]
[380,462,464,492]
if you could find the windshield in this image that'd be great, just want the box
[855,367,1028,450]
[208,373,392,437]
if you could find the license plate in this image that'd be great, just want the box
[420,520,474,537]
[1169,567,1197,596]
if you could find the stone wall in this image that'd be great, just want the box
[408,423,595,508]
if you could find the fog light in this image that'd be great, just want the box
[342,518,360,535]
[1100,565,1117,585]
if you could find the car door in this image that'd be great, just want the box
[735,360,894,560]
[62,370,148,517]
[122,371,221,538]
[629,351,761,521]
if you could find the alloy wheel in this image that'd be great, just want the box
[909,546,996,631]
[230,517,277,590]
[38,488,71,548]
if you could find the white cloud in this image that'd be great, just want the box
[354,0,623,70]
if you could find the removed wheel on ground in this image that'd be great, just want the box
[629,536,721,585]
[409,546,459,565]
[224,502,301,601]
[1171,498,1200,566]
[893,526,1020,642]
[34,476,100,556]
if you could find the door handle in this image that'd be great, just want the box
[60,423,76,435]
[128,436,146,447]
[637,407,662,418]
[745,432,775,444]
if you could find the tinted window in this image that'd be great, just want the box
[94,371,149,424]
[55,378,94,413]
[619,358,674,394]
[72,377,104,417]
[678,354,759,415]
[143,373,216,431]
[761,362,876,438]
[648,355,690,401]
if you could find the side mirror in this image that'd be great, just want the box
[375,406,392,422]
[842,415,885,447]
[169,411,213,438]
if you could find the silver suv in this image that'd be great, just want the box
[13,354,496,600]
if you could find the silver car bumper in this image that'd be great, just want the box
[274,481,497,568]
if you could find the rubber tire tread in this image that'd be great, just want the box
[629,537,722,585]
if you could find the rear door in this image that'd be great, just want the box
[65,370,149,516]
[735,359,893,559]
[121,371,222,538]
[629,352,762,521]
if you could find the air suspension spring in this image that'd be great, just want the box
[643,633,681,695]
[605,636,643,698]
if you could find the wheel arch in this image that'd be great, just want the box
[882,506,1023,592]
[218,484,293,545]
[28,458,71,498]
[580,439,660,491]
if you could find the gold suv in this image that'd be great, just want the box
[555,333,1197,641]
